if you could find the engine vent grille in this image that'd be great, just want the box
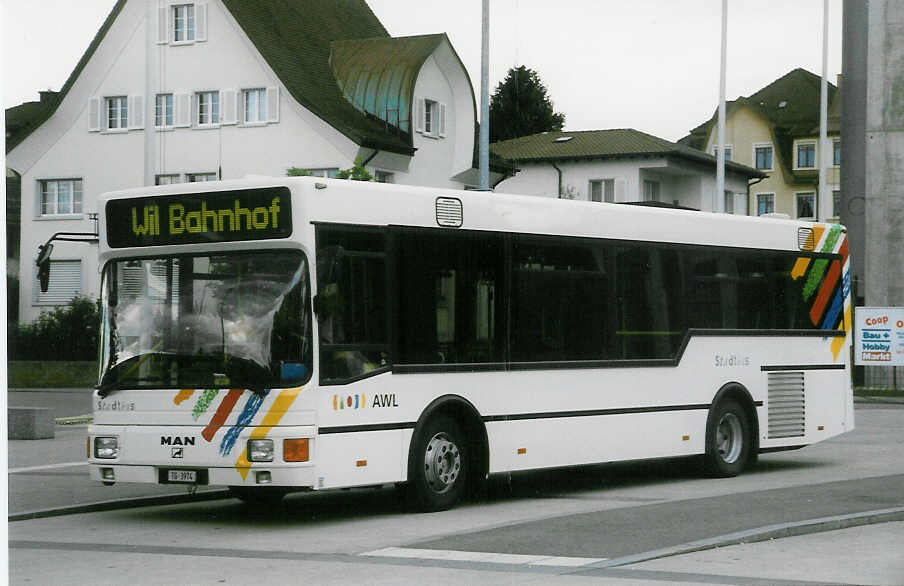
[768,371,805,438]
[436,197,463,228]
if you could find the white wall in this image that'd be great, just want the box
[495,157,751,214]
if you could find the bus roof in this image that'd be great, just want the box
[98,176,842,255]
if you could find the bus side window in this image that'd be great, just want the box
[615,245,681,360]
[315,227,388,384]
[396,229,505,366]
[510,237,609,362]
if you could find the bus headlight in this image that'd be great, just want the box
[94,437,120,459]
[247,439,274,462]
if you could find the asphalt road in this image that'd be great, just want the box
[8,402,904,585]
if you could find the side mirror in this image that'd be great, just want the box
[36,243,54,293]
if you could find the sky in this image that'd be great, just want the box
[2,0,842,143]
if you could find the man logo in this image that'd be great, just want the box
[171,447,184,459]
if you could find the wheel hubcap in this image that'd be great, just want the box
[424,432,461,494]
[716,412,743,464]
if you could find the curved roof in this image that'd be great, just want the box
[330,34,445,134]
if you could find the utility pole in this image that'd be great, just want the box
[716,0,727,213]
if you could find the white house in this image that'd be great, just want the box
[6,0,497,323]
[491,129,763,212]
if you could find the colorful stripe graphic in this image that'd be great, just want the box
[219,391,268,456]
[173,389,195,405]
[791,226,851,361]
[192,389,220,420]
[202,388,244,442]
[234,387,304,480]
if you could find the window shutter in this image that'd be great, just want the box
[128,95,144,129]
[88,97,101,132]
[34,261,82,305]
[192,93,199,126]
[415,98,424,133]
[615,179,626,202]
[266,87,279,123]
[175,93,191,127]
[438,102,447,137]
[196,3,208,42]
[221,90,237,125]
[158,6,169,43]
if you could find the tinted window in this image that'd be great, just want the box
[396,229,504,365]
[615,246,682,359]
[511,238,610,362]
[316,226,388,384]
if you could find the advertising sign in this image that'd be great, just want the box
[854,307,904,366]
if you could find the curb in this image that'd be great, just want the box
[581,506,904,569]
[9,489,232,522]
[55,415,93,425]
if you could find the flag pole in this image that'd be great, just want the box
[479,0,490,191]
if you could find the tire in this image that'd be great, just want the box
[408,416,468,512]
[704,399,751,477]
[227,486,287,507]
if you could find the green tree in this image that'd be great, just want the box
[286,167,313,176]
[336,158,373,181]
[489,66,565,143]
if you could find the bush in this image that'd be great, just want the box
[9,296,101,361]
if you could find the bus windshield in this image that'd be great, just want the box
[98,250,312,393]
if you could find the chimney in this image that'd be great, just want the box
[39,90,58,104]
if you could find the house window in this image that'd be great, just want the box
[40,179,83,216]
[713,145,732,162]
[757,193,775,216]
[243,88,267,123]
[416,98,445,138]
[796,192,816,219]
[754,144,773,170]
[307,168,340,178]
[833,190,841,218]
[724,191,734,214]
[833,139,841,166]
[643,180,660,202]
[797,142,816,168]
[155,174,181,185]
[173,4,195,42]
[106,96,128,130]
[33,260,82,306]
[196,91,219,125]
[155,94,174,128]
[375,170,394,183]
[424,100,436,134]
[187,172,217,182]
[589,179,615,203]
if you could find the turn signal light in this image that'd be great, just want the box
[283,438,309,462]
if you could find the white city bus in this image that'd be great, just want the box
[87,177,853,511]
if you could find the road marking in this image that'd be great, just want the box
[361,547,606,567]
[9,461,87,474]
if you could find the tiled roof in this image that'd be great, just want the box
[490,128,762,177]
[7,0,420,156]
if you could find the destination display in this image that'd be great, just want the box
[106,187,292,248]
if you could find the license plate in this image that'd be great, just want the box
[167,469,198,483]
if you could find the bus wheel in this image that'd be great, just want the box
[705,399,750,477]
[409,416,468,512]
[227,486,287,508]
